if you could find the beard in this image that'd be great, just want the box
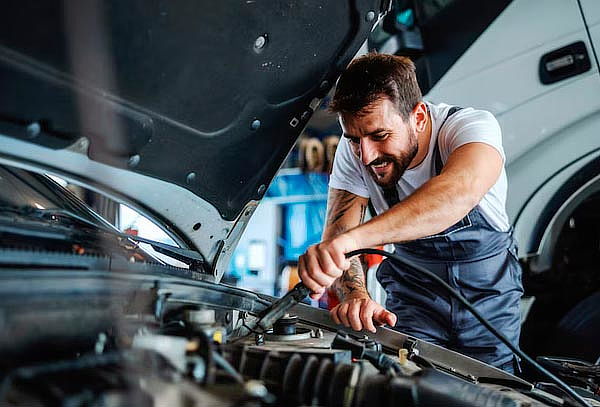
[367,129,418,188]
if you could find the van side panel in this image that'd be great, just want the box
[579,0,600,69]
[425,0,600,261]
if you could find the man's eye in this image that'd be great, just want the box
[372,133,390,141]
[348,137,360,144]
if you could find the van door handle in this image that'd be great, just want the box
[539,41,591,85]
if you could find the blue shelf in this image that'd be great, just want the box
[266,171,329,262]
[266,170,329,199]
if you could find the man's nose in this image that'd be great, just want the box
[360,139,377,165]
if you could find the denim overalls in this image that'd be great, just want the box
[375,108,524,371]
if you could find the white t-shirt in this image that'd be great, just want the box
[329,102,510,232]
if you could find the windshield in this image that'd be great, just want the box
[1,167,67,211]
[0,165,109,227]
[0,164,205,271]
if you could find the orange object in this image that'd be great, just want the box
[326,287,340,309]
[124,227,139,236]
[364,246,385,268]
[286,265,300,291]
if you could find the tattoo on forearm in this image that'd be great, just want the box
[333,282,345,302]
[325,190,369,301]
[326,191,357,225]
[333,257,368,300]
[326,193,367,231]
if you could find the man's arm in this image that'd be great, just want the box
[322,188,369,300]
[299,188,368,298]
[298,188,397,332]
[346,142,503,248]
[300,143,502,293]
[322,187,368,240]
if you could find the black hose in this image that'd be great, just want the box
[212,351,245,384]
[346,248,592,407]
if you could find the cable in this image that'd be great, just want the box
[212,351,244,384]
[346,248,592,407]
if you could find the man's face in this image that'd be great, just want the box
[340,98,418,188]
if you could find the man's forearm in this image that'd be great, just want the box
[332,257,369,300]
[349,173,476,248]
[347,143,503,249]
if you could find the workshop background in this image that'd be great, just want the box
[217,0,600,363]
[60,0,600,363]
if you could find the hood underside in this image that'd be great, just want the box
[0,0,387,280]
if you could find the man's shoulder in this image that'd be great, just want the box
[428,103,501,146]
[428,101,498,125]
[335,136,356,161]
[429,101,504,161]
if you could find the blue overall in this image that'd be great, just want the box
[375,108,524,371]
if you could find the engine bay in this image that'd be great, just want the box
[1,271,596,407]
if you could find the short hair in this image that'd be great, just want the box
[329,53,422,120]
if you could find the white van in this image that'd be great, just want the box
[375,0,600,359]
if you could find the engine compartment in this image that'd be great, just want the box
[1,270,591,407]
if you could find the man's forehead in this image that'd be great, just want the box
[339,101,400,135]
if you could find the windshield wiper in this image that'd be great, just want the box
[0,205,207,272]
[113,231,206,271]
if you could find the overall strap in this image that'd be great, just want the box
[433,106,463,176]
[380,105,463,210]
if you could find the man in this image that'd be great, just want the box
[298,53,523,372]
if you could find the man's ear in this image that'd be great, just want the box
[412,102,428,132]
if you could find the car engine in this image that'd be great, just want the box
[2,271,595,407]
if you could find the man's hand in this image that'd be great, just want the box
[331,294,397,333]
[298,233,359,300]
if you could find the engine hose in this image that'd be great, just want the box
[346,248,592,407]
[212,351,244,384]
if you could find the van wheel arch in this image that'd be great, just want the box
[518,155,600,272]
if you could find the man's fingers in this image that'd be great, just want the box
[331,299,392,333]
[330,305,341,325]
[347,301,363,331]
[309,292,322,300]
[329,243,351,271]
[336,303,350,328]
[360,301,377,333]
[298,255,324,296]
[317,249,343,279]
[373,308,397,327]
[305,250,335,288]
[385,310,398,327]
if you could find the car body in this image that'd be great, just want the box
[0,1,598,406]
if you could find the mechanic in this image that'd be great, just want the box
[298,53,523,372]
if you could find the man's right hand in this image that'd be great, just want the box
[330,294,397,333]
[298,233,358,300]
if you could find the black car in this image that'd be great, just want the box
[0,1,598,406]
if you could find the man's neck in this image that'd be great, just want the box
[408,110,432,169]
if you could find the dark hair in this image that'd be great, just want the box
[329,53,422,120]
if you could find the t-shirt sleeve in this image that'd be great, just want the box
[328,137,370,198]
[440,108,506,163]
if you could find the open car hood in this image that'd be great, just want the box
[0,0,388,281]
